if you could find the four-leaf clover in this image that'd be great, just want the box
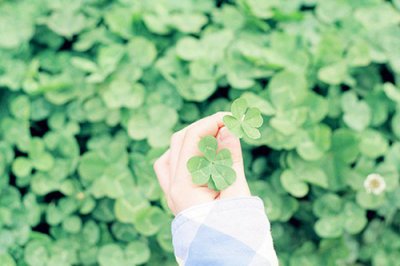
[187,136,236,191]
[223,98,264,139]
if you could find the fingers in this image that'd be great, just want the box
[153,149,171,195]
[216,126,243,165]
[180,112,228,155]
[185,112,229,140]
[169,112,225,178]
[174,112,228,184]
[216,127,251,199]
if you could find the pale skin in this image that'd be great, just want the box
[153,112,251,215]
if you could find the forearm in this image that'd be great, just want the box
[171,196,279,266]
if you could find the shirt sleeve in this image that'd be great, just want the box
[171,196,279,266]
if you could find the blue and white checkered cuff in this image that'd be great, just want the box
[172,196,279,266]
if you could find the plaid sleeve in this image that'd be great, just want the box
[171,196,279,266]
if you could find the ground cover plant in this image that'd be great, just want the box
[0,0,400,265]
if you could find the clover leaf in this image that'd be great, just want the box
[223,98,264,139]
[127,104,178,148]
[125,241,151,265]
[114,189,149,224]
[314,200,367,238]
[46,10,87,38]
[0,253,16,266]
[134,206,167,236]
[101,79,145,109]
[0,3,34,49]
[187,136,236,191]
[98,244,125,266]
[341,91,371,132]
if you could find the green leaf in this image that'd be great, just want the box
[298,166,329,189]
[268,70,308,109]
[62,215,82,234]
[24,240,50,265]
[127,37,157,68]
[0,253,16,266]
[71,57,98,73]
[318,61,348,85]
[355,3,400,31]
[270,108,308,136]
[104,6,134,39]
[198,135,218,160]
[241,0,277,19]
[356,190,386,210]
[12,157,32,178]
[157,222,174,252]
[98,244,125,266]
[134,206,166,236]
[296,125,332,161]
[316,0,352,23]
[175,78,217,102]
[10,95,30,120]
[82,221,100,245]
[280,170,309,198]
[187,136,236,191]
[359,130,389,159]
[176,37,203,61]
[187,156,211,184]
[224,98,263,139]
[315,216,344,238]
[46,10,87,38]
[125,241,151,265]
[0,6,34,48]
[31,152,54,172]
[102,80,145,109]
[383,82,400,103]
[114,189,150,223]
[342,202,367,234]
[313,194,343,218]
[78,152,108,183]
[241,92,275,116]
[341,92,371,132]
[127,104,178,148]
[169,13,208,33]
[346,39,371,67]
[332,129,360,164]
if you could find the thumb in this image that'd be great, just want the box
[217,127,242,164]
[217,126,251,198]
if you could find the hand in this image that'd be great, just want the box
[153,112,251,215]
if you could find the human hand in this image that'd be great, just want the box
[153,112,251,215]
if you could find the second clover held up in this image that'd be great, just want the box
[223,98,264,139]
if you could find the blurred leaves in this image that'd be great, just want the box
[0,0,399,265]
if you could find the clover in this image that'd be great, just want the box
[187,136,236,191]
[223,98,263,139]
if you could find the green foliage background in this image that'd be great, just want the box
[1,0,400,265]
